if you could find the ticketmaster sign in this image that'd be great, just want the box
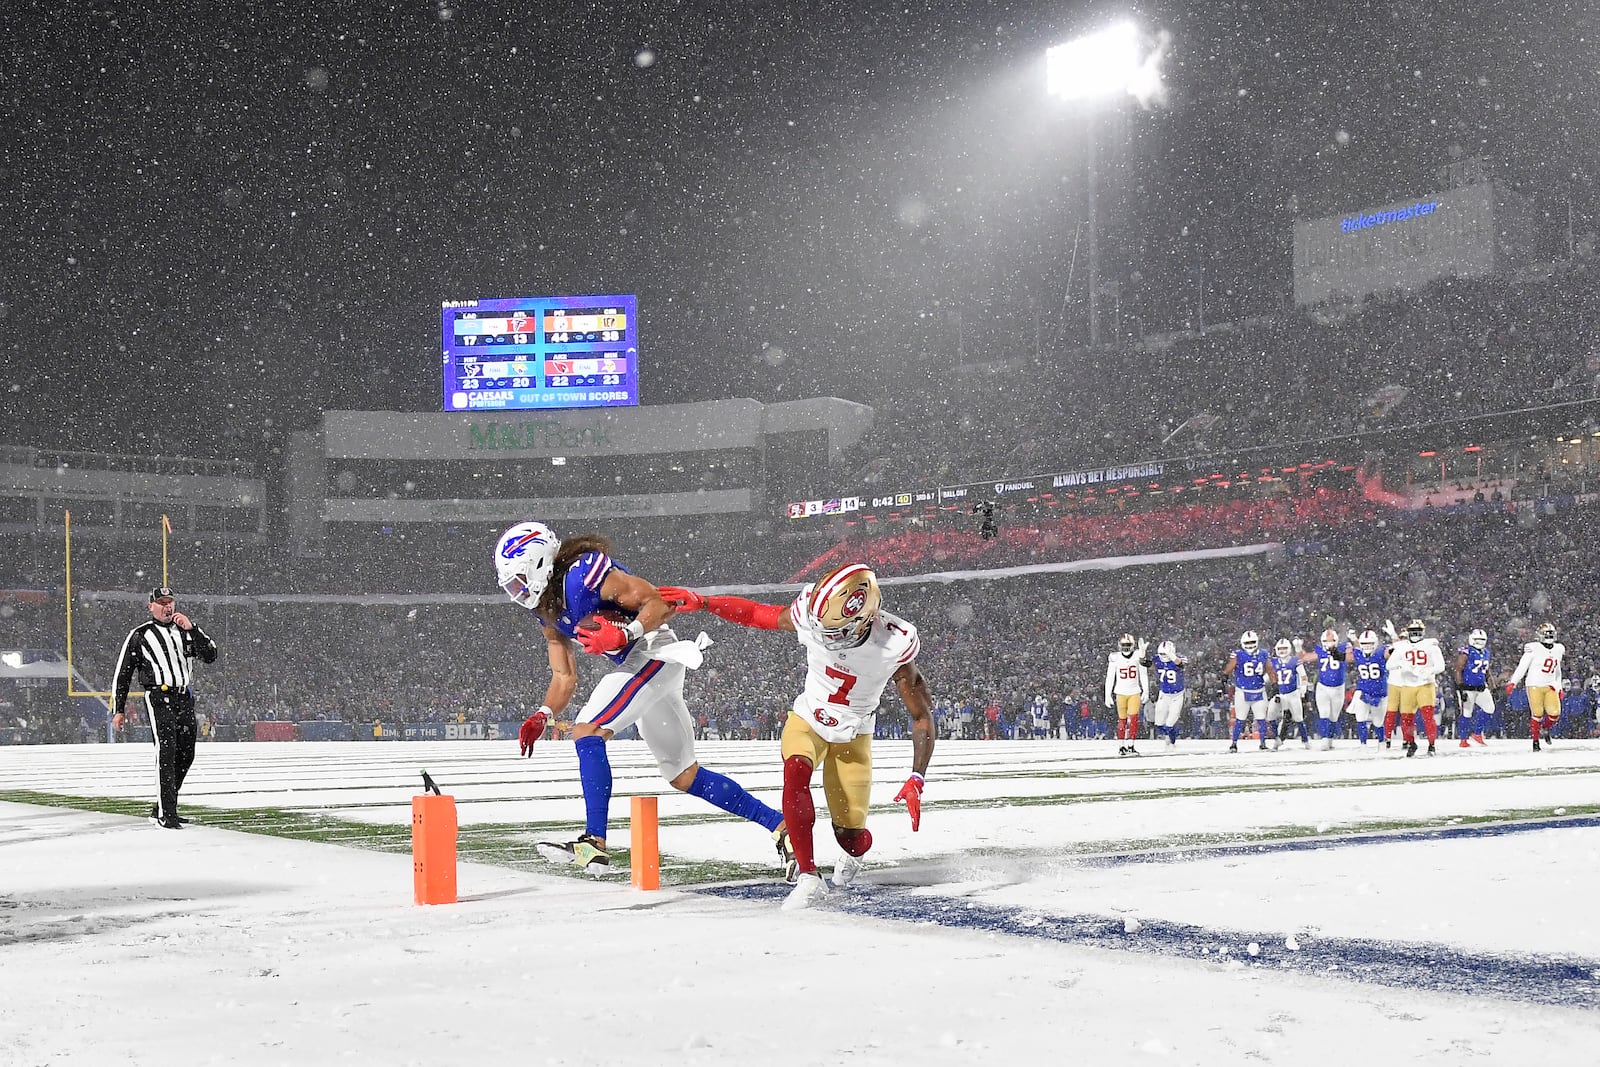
[1292,182,1532,306]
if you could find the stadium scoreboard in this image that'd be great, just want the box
[441,293,639,411]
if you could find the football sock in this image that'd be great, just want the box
[685,766,783,832]
[1357,722,1370,744]
[574,735,613,840]
[782,756,818,874]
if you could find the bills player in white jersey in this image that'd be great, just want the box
[1506,622,1566,752]
[661,564,933,910]
[1030,694,1051,739]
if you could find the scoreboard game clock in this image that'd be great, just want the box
[441,293,639,411]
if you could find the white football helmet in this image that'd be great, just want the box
[1274,638,1292,656]
[1358,629,1379,653]
[1537,622,1557,646]
[806,563,881,650]
[1320,627,1340,650]
[494,521,561,608]
[1157,640,1177,661]
[1240,631,1259,652]
[1467,628,1488,650]
[1118,633,1136,655]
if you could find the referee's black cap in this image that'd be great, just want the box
[149,586,176,602]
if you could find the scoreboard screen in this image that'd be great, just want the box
[441,293,639,411]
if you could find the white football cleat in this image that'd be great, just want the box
[831,852,866,889]
[782,872,829,911]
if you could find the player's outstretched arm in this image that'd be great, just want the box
[659,587,794,632]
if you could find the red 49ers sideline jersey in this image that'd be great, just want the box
[786,598,920,744]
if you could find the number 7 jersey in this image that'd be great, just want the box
[788,599,920,743]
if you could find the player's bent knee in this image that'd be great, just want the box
[834,825,872,856]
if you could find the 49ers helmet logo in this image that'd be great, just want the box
[808,563,882,651]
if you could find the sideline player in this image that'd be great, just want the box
[659,564,933,910]
[1346,629,1388,746]
[493,521,793,875]
[1105,634,1148,756]
[1506,623,1566,752]
[1313,627,1349,749]
[1226,631,1272,752]
[1382,619,1446,756]
[1148,640,1187,747]
[1030,693,1051,740]
[1454,629,1493,747]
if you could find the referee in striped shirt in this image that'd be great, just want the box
[111,587,219,829]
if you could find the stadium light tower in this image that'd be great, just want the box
[1046,21,1162,346]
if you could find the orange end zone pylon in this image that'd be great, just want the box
[631,796,660,891]
[412,793,458,905]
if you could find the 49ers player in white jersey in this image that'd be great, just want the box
[1507,622,1567,752]
[661,564,934,911]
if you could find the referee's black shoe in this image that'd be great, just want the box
[155,815,184,830]
[149,805,189,825]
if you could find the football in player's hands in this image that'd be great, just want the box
[576,610,634,654]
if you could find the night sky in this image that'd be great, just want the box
[3,0,1595,462]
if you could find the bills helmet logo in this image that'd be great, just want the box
[500,530,549,560]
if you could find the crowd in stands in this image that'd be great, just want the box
[7,260,1600,745]
[6,500,1597,745]
[847,263,1600,493]
[790,485,1375,581]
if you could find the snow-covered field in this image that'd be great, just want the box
[3,737,1598,1066]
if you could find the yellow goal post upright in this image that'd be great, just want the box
[64,509,172,705]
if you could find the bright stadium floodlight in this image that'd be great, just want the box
[1045,21,1144,102]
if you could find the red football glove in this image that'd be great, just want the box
[894,773,925,832]
[576,617,632,655]
[519,708,550,757]
[656,586,705,613]
[1504,683,1515,696]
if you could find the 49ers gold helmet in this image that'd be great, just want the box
[805,563,881,650]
